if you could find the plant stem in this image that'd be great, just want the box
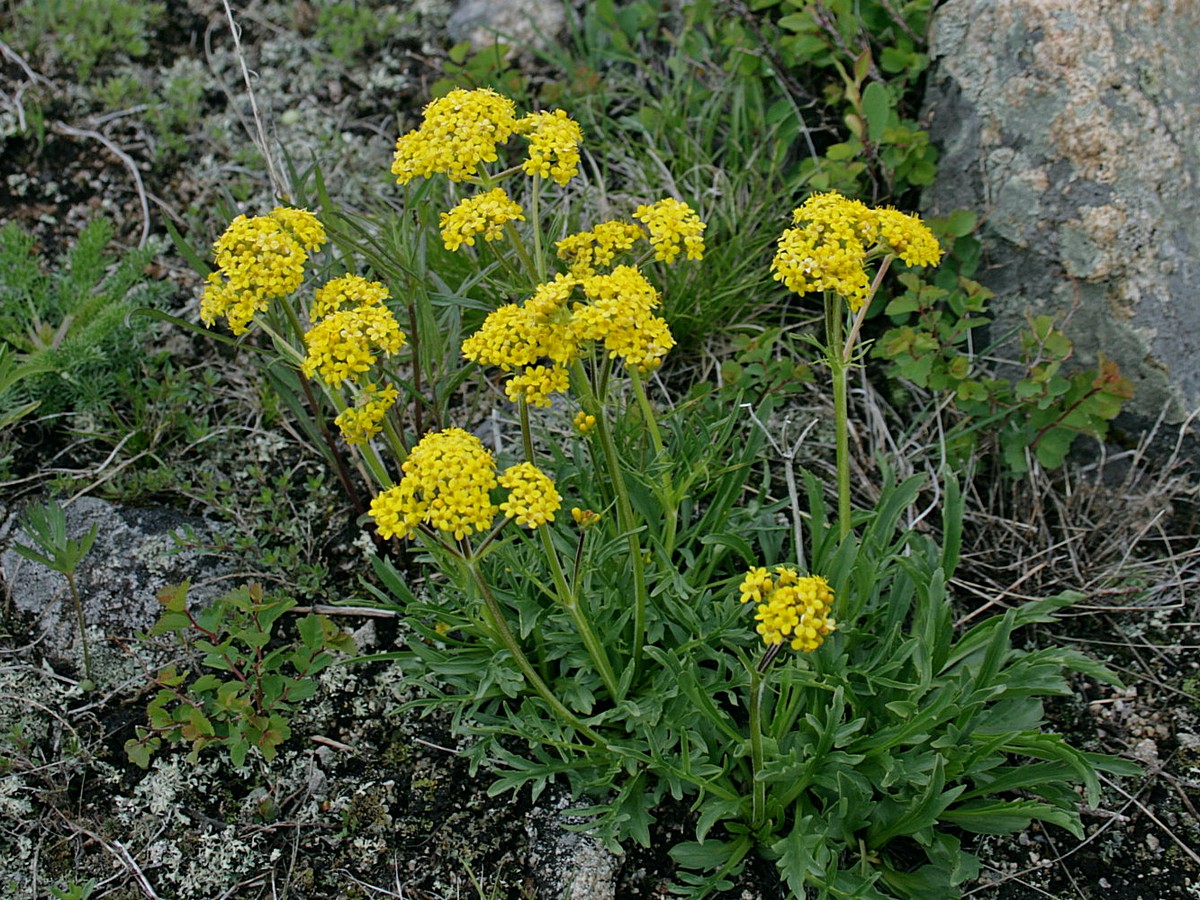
[64,571,93,682]
[464,558,604,745]
[826,294,852,540]
[572,359,648,683]
[749,663,768,830]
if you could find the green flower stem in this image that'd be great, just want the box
[260,313,373,515]
[463,557,604,745]
[529,174,546,283]
[504,219,540,285]
[749,663,769,831]
[571,359,649,682]
[825,294,852,540]
[628,367,665,456]
[629,367,678,556]
[537,526,621,699]
[517,389,621,698]
[65,570,93,682]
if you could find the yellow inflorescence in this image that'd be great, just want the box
[633,198,707,264]
[771,191,942,311]
[516,109,583,186]
[392,88,519,184]
[498,462,562,528]
[310,273,391,321]
[555,221,646,278]
[369,428,500,541]
[504,364,570,407]
[302,286,407,387]
[439,188,525,251]
[334,383,399,445]
[200,207,327,335]
[573,411,596,434]
[739,565,836,653]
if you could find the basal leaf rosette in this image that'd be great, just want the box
[739,565,836,653]
[368,428,561,541]
[771,190,941,310]
[200,207,327,335]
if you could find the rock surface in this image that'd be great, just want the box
[922,0,1200,422]
[0,496,225,672]
[448,0,566,52]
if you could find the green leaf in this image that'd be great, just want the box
[941,799,1083,838]
[862,81,890,143]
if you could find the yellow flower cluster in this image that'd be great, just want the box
[200,207,326,335]
[335,383,399,445]
[633,198,707,264]
[439,188,525,251]
[462,264,676,404]
[739,566,836,652]
[369,428,499,540]
[498,462,562,528]
[392,88,519,184]
[310,273,390,321]
[367,428,561,540]
[391,88,584,190]
[573,411,596,434]
[302,276,406,387]
[515,109,583,186]
[556,221,646,278]
[771,191,942,311]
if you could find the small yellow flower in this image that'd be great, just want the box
[571,507,600,528]
[311,273,391,321]
[633,198,707,264]
[302,303,407,387]
[499,462,561,528]
[573,411,596,434]
[504,364,570,407]
[556,221,645,278]
[516,109,583,186]
[392,88,519,184]
[200,207,326,335]
[335,383,399,445]
[738,565,836,652]
[771,191,941,311]
[439,188,525,251]
[369,428,499,541]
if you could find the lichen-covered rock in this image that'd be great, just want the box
[448,0,566,52]
[923,0,1200,422]
[0,496,227,676]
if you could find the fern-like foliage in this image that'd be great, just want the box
[0,219,169,418]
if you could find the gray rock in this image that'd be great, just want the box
[447,0,566,53]
[526,790,619,900]
[922,0,1200,423]
[0,496,227,669]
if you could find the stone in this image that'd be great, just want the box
[447,0,566,53]
[0,496,228,672]
[922,0,1200,423]
[526,790,619,900]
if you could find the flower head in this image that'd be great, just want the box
[439,188,525,251]
[771,191,942,311]
[738,565,836,652]
[302,300,407,387]
[633,198,707,264]
[311,273,391,321]
[200,207,326,334]
[516,109,583,186]
[392,88,519,184]
[335,383,399,445]
[369,428,499,540]
[498,462,561,528]
[555,221,646,278]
